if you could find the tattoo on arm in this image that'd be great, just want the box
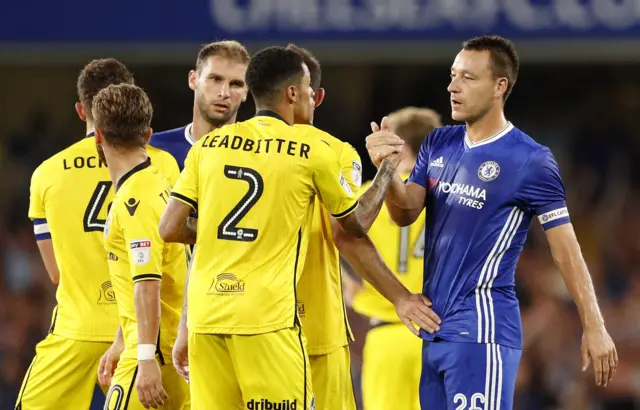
[355,159,395,230]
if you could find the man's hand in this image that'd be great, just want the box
[366,116,404,168]
[136,360,168,409]
[395,293,441,336]
[172,328,189,383]
[581,325,618,387]
[97,340,125,386]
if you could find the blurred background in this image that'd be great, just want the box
[2,0,640,409]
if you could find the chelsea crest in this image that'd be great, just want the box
[478,161,500,182]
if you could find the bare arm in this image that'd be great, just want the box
[134,280,162,347]
[114,325,124,347]
[546,224,602,328]
[545,223,617,386]
[36,239,60,284]
[159,199,197,244]
[385,177,427,227]
[178,262,190,335]
[332,218,441,334]
[352,159,395,231]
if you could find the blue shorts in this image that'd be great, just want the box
[420,339,522,410]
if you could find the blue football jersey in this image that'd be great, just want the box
[408,123,569,349]
[149,124,194,170]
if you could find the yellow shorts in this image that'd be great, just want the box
[15,333,110,410]
[104,356,190,410]
[361,323,421,410]
[309,345,356,410]
[189,326,313,410]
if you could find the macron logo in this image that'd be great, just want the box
[430,156,444,168]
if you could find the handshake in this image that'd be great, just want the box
[365,116,406,170]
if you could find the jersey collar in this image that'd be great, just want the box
[116,157,151,192]
[464,122,514,149]
[86,130,95,138]
[184,123,195,146]
[255,110,290,125]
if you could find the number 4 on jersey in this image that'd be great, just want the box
[83,181,112,232]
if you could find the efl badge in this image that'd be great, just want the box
[130,239,151,265]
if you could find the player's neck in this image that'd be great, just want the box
[106,148,148,189]
[85,120,95,137]
[254,103,293,125]
[465,108,508,144]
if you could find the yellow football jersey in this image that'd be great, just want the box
[104,158,187,361]
[352,173,426,323]
[295,124,362,355]
[28,135,180,342]
[171,111,359,335]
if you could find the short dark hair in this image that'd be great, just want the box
[93,84,153,151]
[388,107,442,155]
[195,40,250,72]
[462,35,519,100]
[77,59,134,120]
[246,46,305,105]
[286,44,321,90]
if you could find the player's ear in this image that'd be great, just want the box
[496,77,508,99]
[144,128,153,144]
[75,102,87,122]
[314,88,325,108]
[188,70,197,91]
[241,86,248,103]
[286,85,297,104]
[94,128,103,144]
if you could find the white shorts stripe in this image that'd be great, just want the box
[484,343,492,410]
[496,345,503,410]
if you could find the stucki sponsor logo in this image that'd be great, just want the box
[437,181,487,210]
[247,399,297,410]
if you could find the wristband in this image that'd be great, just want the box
[138,344,156,361]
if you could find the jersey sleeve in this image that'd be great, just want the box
[517,147,570,231]
[407,129,435,187]
[313,146,359,219]
[170,144,199,212]
[339,143,363,195]
[28,165,51,240]
[119,200,164,282]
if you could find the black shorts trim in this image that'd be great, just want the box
[15,355,38,409]
[123,365,139,409]
[296,325,308,410]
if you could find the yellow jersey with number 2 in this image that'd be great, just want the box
[171,111,359,336]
